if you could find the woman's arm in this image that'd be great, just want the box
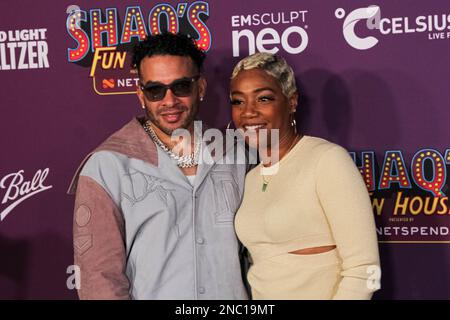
[316,145,381,300]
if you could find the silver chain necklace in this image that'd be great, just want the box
[143,121,201,168]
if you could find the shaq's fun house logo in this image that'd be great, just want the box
[231,10,309,57]
[350,148,450,243]
[335,5,450,50]
[66,2,212,96]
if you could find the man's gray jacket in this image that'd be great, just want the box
[68,117,249,300]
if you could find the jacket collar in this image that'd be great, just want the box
[68,117,158,194]
[67,117,240,194]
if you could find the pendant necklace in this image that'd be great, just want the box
[261,135,299,192]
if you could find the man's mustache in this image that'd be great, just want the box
[158,105,188,114]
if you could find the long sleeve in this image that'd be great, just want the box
[73,175,130,300]
[316,145,381,300]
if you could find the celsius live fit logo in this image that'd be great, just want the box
[335,5,381,50]
[66,2,212,96]
[335,5,450,50]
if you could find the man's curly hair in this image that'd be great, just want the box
[132,32,206,76]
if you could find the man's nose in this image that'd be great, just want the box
[161,88,178,106]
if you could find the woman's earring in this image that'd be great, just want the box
[142,105,146,110]
[290,112,297,134]
[291,118,297,127]
[200,96,204,102]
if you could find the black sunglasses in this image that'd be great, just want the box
[140,75,201,101]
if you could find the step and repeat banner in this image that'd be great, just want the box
[0,0,449,299]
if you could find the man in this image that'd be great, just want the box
[68,33,248,299]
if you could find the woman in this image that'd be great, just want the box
[230,52,381,300]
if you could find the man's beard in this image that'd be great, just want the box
[145,103,199,136]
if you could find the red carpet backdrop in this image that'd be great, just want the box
[0,0,449,299]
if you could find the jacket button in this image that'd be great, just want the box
[199,287,205,294]
[196,237,205,244]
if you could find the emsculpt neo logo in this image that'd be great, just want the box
[335,5,381,50]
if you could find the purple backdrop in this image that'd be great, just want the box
[1,0,449,299]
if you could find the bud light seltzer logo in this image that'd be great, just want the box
[0,28,50,71]
[350,148,450,243]
[66,2,212,96]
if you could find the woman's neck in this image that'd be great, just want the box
[261,129,300,167]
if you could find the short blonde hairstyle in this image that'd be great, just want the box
[231,52,297,98]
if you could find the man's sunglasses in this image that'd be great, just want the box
[139,75,201,102]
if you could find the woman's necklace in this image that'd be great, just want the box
[262,134,300,192]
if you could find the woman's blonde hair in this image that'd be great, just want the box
[231,52,297,98]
